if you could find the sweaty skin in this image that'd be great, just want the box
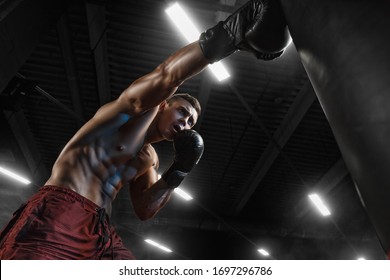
[45,42,207,220]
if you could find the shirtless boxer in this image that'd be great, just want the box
[0,0,290,259]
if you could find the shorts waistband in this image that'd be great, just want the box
[39,185,102,213]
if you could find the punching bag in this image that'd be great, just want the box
[279,0,390,254]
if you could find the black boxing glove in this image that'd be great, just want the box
[161,130,204,189]
[245,0,290,58]
[198,0,289,62]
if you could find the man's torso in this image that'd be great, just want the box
[45,108,159,216]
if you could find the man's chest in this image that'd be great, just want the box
[109,144,157,184]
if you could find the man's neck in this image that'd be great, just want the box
[144,122,165,144]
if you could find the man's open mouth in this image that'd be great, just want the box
[173,124,181,133]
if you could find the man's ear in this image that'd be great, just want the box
[158,101,167,111]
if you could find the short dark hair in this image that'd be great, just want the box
[166,93,201,116]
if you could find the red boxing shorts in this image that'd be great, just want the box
[0,185,135,259]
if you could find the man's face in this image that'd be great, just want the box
[157,98,199,140]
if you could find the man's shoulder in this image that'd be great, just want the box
[141,143,156,155]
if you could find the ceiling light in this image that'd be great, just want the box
[165,2,230,81]
[0,166,31,185]
[258,248,270,256]
[165,2,199,42]
[357,257,365,260]
[208,62,230,82]
[174,187,193,201]
[308,193,331,216]
[144,239,172,253]
[158,173,193,201]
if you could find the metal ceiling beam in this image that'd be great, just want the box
[194,72,214,131]
[15,73,85,123]
[0,0,66,93]
[294,157,349,218]
[231,80,317,215]
[286,158,363,259]
[3,110,50,186]
[86,2,111,106]
[311,157,349,195]
[56,14,85,125]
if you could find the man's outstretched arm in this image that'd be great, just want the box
[66,42,209,147]
[118,42,209,116]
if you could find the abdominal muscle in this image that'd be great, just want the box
[45,140,142,217]
[45,107,159,216]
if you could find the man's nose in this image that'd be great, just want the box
[179,118,190,129]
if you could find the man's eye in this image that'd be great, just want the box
[179,108,188,115]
